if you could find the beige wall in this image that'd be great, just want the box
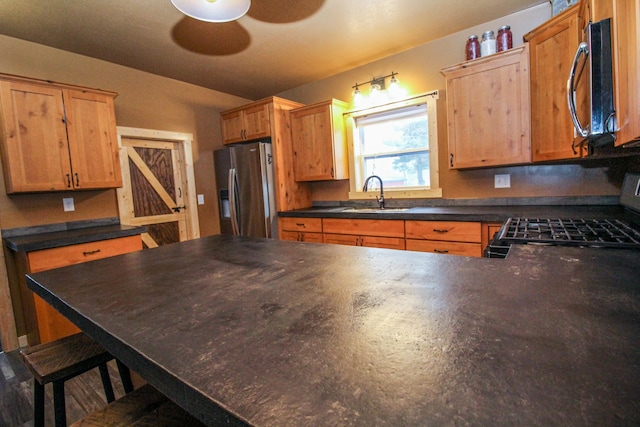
[0,35,251,236]
[278,4,639,202]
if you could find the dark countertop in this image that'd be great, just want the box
[279,204,631,222]
[3,219,146,252]
[27,235,640,426]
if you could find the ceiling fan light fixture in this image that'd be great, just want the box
[171,0,251,23]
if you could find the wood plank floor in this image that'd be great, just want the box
[0,349,128,426]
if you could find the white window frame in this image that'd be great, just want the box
[345,91,442,200]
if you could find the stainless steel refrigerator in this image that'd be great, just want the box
[213,140,278,238]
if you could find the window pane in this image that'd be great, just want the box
[364,152,430,188]
[359,112,429,156]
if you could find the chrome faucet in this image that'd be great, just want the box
[362,175,385,209]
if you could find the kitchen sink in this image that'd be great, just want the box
[340,207,411,213]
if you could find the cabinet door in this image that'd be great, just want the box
[221,110,245,144]
[323,233,360,246]
[64,89,122,189]
[0,80,72,193]
[442,45,531,169]
[281,230,323,242]
[242,102,271,141]
[527,6,587,161]
[28,235,142,344]
[360,235,406,250]
[291,100,348,181]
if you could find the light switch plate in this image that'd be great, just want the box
[494,174,511,188]
[197,194,205,205]
[63,197,75,212]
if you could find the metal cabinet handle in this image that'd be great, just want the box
[74,173,79,187]
[449,153,454,168]
[66,174,72,188]
[433,229,450,233]
[433,249,449,254]
[296,223,306,228]
[83,249,101,256]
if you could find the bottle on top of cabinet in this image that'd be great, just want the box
[497,25,513,52]
[481,30,497,56]
[465,35,481,60]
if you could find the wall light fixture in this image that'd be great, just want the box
[351,72,406,107]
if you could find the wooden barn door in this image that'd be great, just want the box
[117,128,200,248]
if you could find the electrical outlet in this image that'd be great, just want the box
[197,194,205,205]
[494,174,511,188]
[63,197,75,212]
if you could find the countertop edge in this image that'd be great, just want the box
[4,224,146,253]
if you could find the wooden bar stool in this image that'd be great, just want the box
[20,333,134,427]
[70,384,205,426]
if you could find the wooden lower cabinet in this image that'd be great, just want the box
[279,216,493,257]
[405,220,482,257]
[279,217,323,242]
[322,218,405,250]
[25,235,142,344]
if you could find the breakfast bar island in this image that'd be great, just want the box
[26,235,640,426]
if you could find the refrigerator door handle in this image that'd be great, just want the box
[228,168,240,235]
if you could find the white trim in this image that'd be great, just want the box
[345,92,441,199]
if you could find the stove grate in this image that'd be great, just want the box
[498,218,640,247]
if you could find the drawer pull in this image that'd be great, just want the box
[296,223,306,228]
[433,229,450,233]
[83,249,102,256]
[433,249,449,254]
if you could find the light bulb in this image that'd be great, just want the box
[353,84,364,106]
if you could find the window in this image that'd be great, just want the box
[346,92,441,199]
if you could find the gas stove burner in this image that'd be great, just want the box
[498,218,640,248]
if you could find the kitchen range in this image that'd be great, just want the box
[486,173,640,257]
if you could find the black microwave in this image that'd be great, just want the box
[567,18,615,149]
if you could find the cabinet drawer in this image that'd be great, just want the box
[406,239,482,257]
[27,235,142,273]
[322,218,404,238]
[405,221,481,243]
[281,230,323,243]
[279,217,323,233]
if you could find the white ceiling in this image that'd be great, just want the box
[0,0,548,100]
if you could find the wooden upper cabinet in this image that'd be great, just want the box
[441,44,531,169]
[525,5,588,161]
[0,75,122,193]
[291,99,349,181]
[220,101,271,144]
